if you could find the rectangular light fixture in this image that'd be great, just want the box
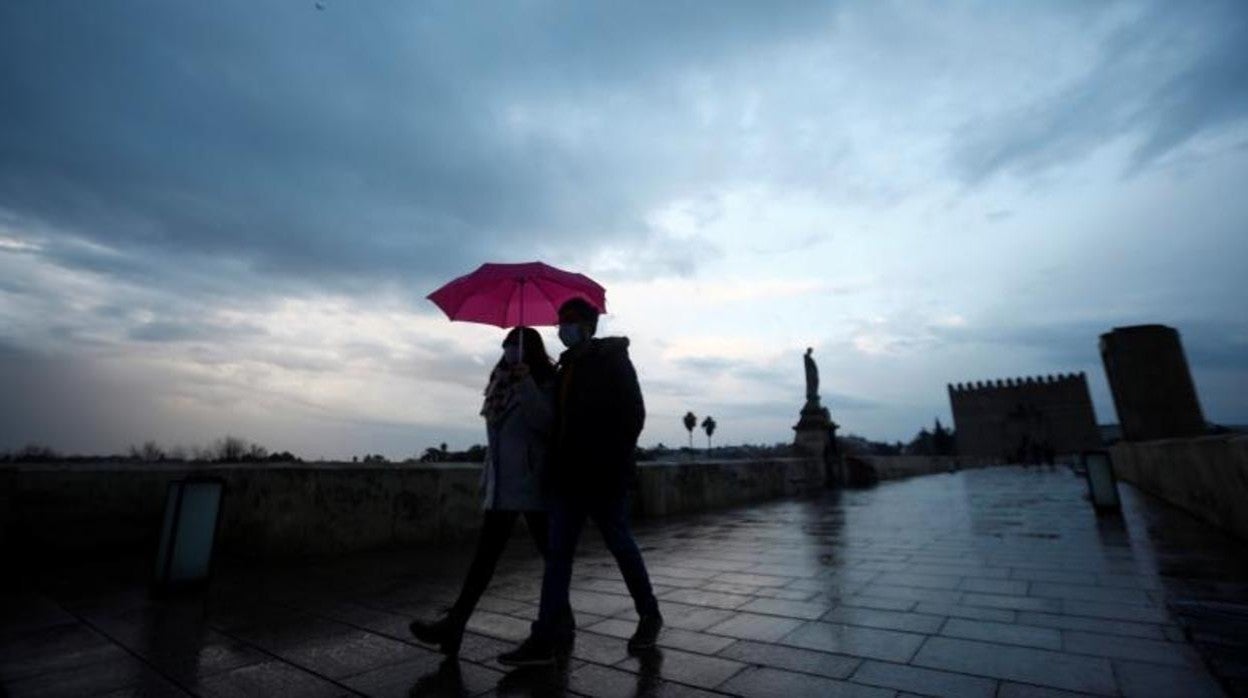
[1081,450,1121,513]
[152,477,226,596]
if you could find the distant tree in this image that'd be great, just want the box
[15,444,59,462]
[683,412,697,448]
[701,416,717,450]
[420,447,443,463]
[214,436,248,462]
[931,419,956,456]
[244,443,268,462]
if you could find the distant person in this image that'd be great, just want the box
[409,327,572,656]
[499,298,661,666]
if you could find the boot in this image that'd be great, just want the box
[410,610,468,657]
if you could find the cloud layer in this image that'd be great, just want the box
[3,1,1247,456]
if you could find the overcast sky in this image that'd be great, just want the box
[2,1,1246,459]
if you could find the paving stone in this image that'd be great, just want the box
[1061,631,1204,667]
[1016,611,1166,640]
[2,655,154,698]
[940,618,1062,649]
[1096,574,1163,591]
[855,585,963,604]
[705,613,804,642]
[906,564,1011,579]
[781,621,926,663]
[615,647,745,689]
[962,593,1063,613]
[568,662,653,698]
[465,610,533,641]
[648,575,709,589]
[959,578,1030,595]
[713,573,793,588]
[0,623,128,682]
[616,601,737,632]
[753,586,820,602]
[276,629,426,678]
[1030,583,1154,606]
[1110,659,1224,697]
[716,639,861,679]
[997,681,1103,697]
[585,618,735,654]
[842,596,918,612]
[719,666,892,698]
[851,659,998,698]
[911,636,1116,695]
[742,563,824,579]
[874,572,964,590]
[659,589,752,610]
[195,659,352,698]
[702,582,761,596]
[914,602,1016,623]
[1061,600,1172,624]
[568,590,636,617]
[1009,569,1099,586]
[568,630,632,666]
[369,656,508,697]
[737,598,832,620]
[821,606,945,634]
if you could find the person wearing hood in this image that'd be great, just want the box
[500,298,662,666]
[409,326,572,656]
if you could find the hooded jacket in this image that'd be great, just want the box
[550,336,645,495]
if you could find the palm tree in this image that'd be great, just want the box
[682,412,697,448]
[701,416,717,451]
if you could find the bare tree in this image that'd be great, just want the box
[215,435,248,462]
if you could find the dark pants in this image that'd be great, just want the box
[534,493,659,641]
[451,510,550,617]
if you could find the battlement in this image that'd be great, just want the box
[947,372,1087,395]
[947,370,1100,459]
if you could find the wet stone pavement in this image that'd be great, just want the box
[4,466,1248,697]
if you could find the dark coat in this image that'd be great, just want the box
[550,336,645,495]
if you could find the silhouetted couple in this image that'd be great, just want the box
[410,298,662,666]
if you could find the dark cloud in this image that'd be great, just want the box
[0,1,834,296]
[952,1,1248,183]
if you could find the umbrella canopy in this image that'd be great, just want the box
[427,261,607,328]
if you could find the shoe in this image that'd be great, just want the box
[498,636,556,667]
[409,613,467,656]
[627,612,663,652]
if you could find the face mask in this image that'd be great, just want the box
[503,345,521,364]
[558,323,584,348]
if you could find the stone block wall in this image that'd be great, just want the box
[1111,434,1248,541]
[844,455,1000,483]
[2,458,824,557]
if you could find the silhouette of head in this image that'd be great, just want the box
[499,326,555,381]
[557,297,599,345]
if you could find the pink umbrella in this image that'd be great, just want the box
[427,261,607,329]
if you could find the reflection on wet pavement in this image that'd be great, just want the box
[2,465,1246,696]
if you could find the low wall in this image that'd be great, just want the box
[2,462,483,557]
[634,457,823,517]
[842,454,1001,483]
[2,457,824,557]
[1111,434,1248,541]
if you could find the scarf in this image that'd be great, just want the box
[481,364,524,425]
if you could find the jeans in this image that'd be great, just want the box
[534,493,659,641]
[452,510,550,617]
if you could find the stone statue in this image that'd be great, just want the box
[804,347,819,404]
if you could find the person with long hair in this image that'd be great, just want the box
[410,326,572,655]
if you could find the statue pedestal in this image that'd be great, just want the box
[793,400,841,487]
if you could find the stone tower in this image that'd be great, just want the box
[948,373,1100,460]
[1099,324,1205,441]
